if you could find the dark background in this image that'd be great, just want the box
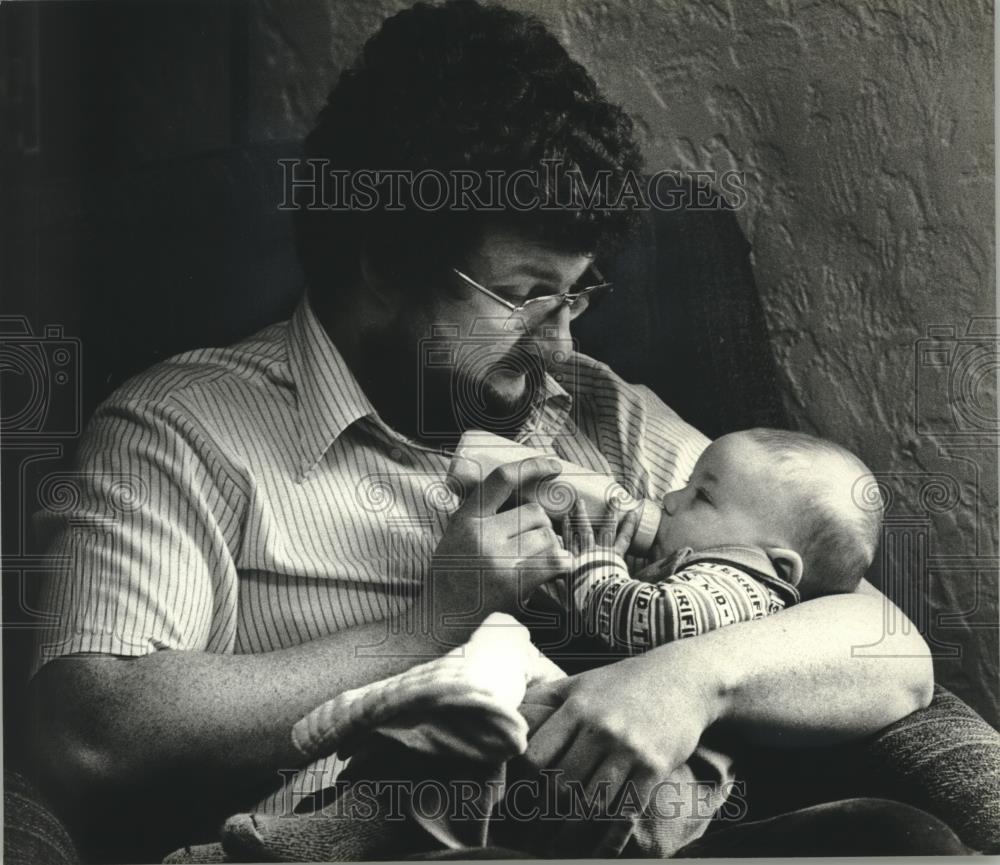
[2,0,996,770]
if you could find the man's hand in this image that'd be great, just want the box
[520,579,934,819]
[522,643,721,815]
[430,456,571,642]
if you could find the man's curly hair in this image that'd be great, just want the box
[294,0,644,299]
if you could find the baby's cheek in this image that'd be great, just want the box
[665,513,732,553]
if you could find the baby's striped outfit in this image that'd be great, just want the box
[569,545,801,654]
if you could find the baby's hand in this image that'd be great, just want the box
[611,506,640,558]
[563,498,635,557]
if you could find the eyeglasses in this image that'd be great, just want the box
[450,265,613,329]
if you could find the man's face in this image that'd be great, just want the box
[403,226,594,436]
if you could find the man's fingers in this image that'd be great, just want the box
[523,702,579,773]
[550,726,604,795]
[494,501,552,539]
[515,525,565,560]
[464,457,562,516]
[516,552,572,588]
[510,527,570,593]
[583,753,633,815]
[551,726,641,814]
[547,752,634,854]
[523,677,571,713]
[613,760,662,818]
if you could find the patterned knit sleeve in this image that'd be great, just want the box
[570,552,790,656]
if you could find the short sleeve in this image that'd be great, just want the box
[30,398,245,677]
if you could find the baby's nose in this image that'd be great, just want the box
[661,489,680,515]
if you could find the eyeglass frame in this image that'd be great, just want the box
[450,264,613,322]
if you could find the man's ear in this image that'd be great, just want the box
[764,546,803,587]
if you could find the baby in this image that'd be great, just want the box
[559,428,883,655]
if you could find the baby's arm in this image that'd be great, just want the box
[564,504,791,656]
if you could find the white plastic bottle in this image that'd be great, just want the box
[446,429,661,557]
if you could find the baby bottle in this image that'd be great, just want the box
[446,429,662,557]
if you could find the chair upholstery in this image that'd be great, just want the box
[865,685,1000,853]
[731,685,1000,854]
[3,769,80,865]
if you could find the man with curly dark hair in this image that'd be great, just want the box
[28,2,945,860]
[292,0,646,445]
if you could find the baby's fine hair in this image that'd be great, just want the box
[743,428,884,594]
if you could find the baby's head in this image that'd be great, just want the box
[651,429,883,598]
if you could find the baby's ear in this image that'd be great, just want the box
[765,547,803,587]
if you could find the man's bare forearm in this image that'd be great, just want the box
[646,578,934,747]
[28,619,445,801]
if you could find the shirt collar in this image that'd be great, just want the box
[287,295,377,480]
[519,372,573,448]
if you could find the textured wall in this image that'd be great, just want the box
[543,0,996,726]
[249,0,996,722]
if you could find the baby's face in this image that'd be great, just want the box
[650,433,798,562]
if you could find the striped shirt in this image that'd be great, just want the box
[31,294,708,811]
